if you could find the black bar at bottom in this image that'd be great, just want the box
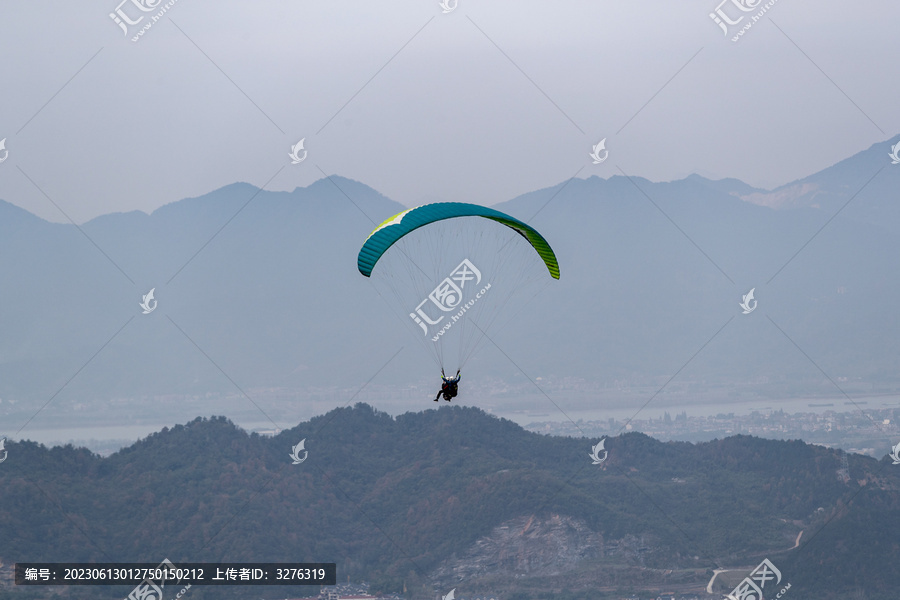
[15,563,336,586]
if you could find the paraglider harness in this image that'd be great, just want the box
[435,369,461,402]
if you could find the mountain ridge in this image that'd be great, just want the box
[0,404,897,599]
[0,143,898,404]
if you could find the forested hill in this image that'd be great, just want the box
[1,404,898,599]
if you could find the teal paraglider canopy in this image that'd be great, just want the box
[357,202,560,280]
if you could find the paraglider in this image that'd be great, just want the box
[358,202,559,399]
[435,369,461,402]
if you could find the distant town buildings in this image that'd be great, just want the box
[305,582,403,600]
[527,407,900,456]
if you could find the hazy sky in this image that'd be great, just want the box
[0,0,897,223]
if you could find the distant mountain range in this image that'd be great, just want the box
[1,136,899,406]
[0,405,898,599]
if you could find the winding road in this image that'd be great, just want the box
[707,532,802,595]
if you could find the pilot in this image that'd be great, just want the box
[434,369,461,402]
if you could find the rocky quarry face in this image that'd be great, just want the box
[431,514,655,584]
